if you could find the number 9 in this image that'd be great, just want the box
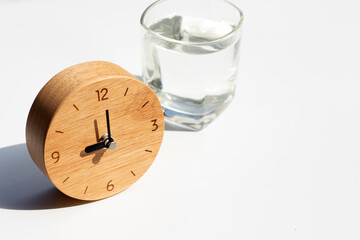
[52,151,60,163]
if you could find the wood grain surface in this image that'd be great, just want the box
[26,61,164,200]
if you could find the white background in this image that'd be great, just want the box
[1,0,360,239]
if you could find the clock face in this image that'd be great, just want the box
[44,77,164,200]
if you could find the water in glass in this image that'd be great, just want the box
[142,15,241,130]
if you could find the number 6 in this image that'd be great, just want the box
[107,180,114,191]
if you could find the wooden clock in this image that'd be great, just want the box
[26,61,164,201]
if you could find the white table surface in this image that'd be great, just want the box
[1,0,360,239]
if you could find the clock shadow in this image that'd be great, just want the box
[79,119,106,164]
[80,149,106,164]
[0,143,90,210]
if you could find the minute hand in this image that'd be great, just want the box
[106,109,113,142]
[105,109,117,150]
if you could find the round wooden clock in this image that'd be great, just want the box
[26,61,164,201]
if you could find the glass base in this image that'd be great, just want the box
[162,94,234,131]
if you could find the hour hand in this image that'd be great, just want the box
[85,141,106,153]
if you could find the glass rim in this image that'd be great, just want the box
[140,0,244,46]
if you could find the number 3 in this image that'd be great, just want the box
[151,119,158,131]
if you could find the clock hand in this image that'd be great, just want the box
[106,109,113,142]
[84,110,117,153]
[85,141,106,153]
[105,110,117,151]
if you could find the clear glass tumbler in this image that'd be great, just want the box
[141,0,243,131]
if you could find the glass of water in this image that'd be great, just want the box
[141,0,243,131]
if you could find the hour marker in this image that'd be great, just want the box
[142,101,149,108]
[124,87,129,96]
[55,130,64,134]
[84,186,88,194]
[63,177,69,183]
[73,104,79,111]
[131,170,136,176]
[145,150,152,153]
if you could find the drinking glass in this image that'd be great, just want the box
[141,0,243,131]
